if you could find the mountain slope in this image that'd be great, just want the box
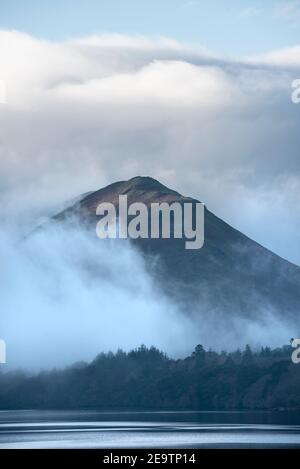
[52,176,300,322]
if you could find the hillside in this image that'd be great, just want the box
[50,176,300,323]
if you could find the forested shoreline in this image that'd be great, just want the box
[1,344,300,410]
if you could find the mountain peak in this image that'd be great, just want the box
[66,176,184,215]
[120,176,181,196]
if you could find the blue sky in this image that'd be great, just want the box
[1,0,300,55]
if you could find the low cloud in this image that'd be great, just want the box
[0,221,295,370]
[0,30,299,265]
[0,222,200,369]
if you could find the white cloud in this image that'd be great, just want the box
[247,44,300,68]
[0,79,6,104]
[0,31,300,263]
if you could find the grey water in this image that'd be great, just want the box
[1,410,300,448]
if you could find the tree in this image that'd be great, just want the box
[242,344,253,363]
[192,344,206,364]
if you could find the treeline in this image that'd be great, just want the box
[0,344,300,410]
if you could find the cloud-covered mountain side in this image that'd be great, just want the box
[48,176,300,326]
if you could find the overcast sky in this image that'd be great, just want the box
[0,2,300,264]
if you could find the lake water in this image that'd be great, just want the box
[0,410,300,448]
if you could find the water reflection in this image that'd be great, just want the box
[0,410,300,448]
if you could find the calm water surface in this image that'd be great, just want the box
[0,410,300,448]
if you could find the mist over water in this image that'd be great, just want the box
[0,212,295,371]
